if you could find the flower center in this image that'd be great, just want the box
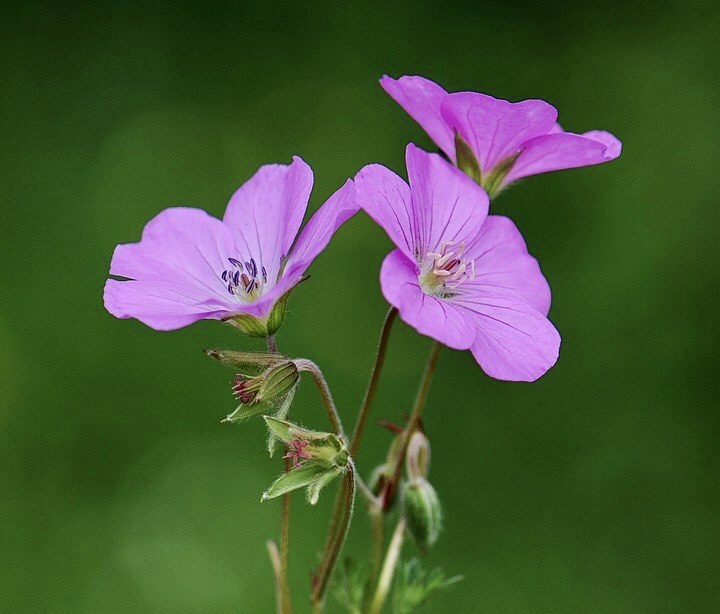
[284,438,312,468]
[419,241,475,297]
[221,257,267,302]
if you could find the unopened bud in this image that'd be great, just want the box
[403,477,443,550]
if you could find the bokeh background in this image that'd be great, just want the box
[1,1,718,612]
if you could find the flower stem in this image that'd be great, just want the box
[268,335,292,614]
[370,508,385,580]
[381,341,442,509]
[279,456,293,614]
[368,518,406,614]
[293,359,345,437]
[350,307,398,456]
[266,540,283,614]
[310,461,357,611]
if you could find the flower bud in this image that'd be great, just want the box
[403,477,443,551]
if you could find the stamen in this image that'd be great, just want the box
[421,242,476,297]
[220,254,269,300]
[435,252,455,267]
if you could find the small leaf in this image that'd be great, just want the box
[391,558,463,614]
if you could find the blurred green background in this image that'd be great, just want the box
[1,1,718,612]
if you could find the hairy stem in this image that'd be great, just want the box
[310,461,357,611]
[381,341,442,509]
[368,518,406,614]
[269,334,292,614]
[294,359,345,437]
[266,540,283,614]
[279,457,293,614]
[350,307,398,456]
[370,509,385,580]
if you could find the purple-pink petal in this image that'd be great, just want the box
[380,75,456,162]
[104,207,240,330]
[284,179,358,279]
[462,215,551,316]
[581,130,622,159]
[405,144,489,254]
[464,294,560,382]
[222,156,313,284]
[380,249,477,350]
[440,92,558,173]
[503,131,622,185]
[354,162,416,262]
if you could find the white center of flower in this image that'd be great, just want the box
[221,257,267,302]
[419,241,475,297]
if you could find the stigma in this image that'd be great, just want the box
[221,257,267,301]
[419,241,475,296]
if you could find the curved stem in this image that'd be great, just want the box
[294,359,345,437]
[350,308,398,456]
[368,518,406,614]
[310,461,357,611]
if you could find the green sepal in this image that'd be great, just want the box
[454,132,482,184]
[482,151,521,198]
[224,313,270,338]
[265,277,309,336]
[204,349,285,373]
[261,461,345,504]
[267,385,297,458]
[261,362,299,401]
[306,465,345,505]
[261,462,334,501]
[222,361,299,425]
[222,401,266,423]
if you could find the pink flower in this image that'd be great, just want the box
[381,75,621,197]
[355,144,560,382]
[104,157,357,334]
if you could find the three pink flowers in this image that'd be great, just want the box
[104,75,621,382]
